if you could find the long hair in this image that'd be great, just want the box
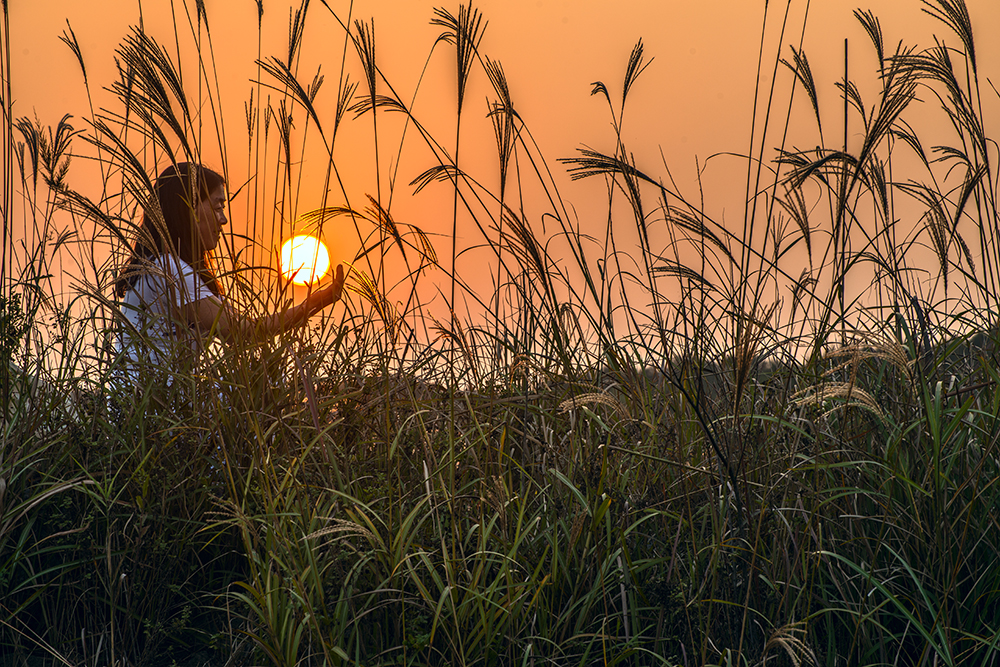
[115,162,226,298]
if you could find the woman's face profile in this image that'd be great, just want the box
[195,185,228,252]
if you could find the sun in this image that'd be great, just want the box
[280,235,331,285]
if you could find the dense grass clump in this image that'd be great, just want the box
[3,1,1000,665]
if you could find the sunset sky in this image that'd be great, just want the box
[6,0,1000,321]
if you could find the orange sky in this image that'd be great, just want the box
[14,1,997,164]
[6,0,1000,327]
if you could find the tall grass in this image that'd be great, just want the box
[2,0,1000,665]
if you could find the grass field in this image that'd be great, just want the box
[3,1,1000,665]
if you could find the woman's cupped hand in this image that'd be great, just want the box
[308,263,346,315]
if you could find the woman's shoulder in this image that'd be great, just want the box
[128,253,211,303]
[150,253,197,276]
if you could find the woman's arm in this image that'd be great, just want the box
[185,264,345,342]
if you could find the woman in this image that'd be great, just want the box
[115,162,344,376]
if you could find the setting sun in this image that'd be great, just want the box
[280,235,331,285]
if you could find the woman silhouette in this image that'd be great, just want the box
[115,162,344,377]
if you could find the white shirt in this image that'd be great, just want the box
[117,254,214,373]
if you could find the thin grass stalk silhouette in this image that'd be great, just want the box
[1,1,10,313]
[431,3,484,498]
[347,18,411,459]
[739,0,793,349]
[925,0,1000,317]
[484,56,517,370]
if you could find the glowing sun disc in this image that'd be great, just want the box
[280,235,330,284]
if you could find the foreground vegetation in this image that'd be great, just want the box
[3,1,1000,665]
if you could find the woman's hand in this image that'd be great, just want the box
[308,264,346,315]
[187,264,346,341]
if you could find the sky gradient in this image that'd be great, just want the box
[7,0,1000,323]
